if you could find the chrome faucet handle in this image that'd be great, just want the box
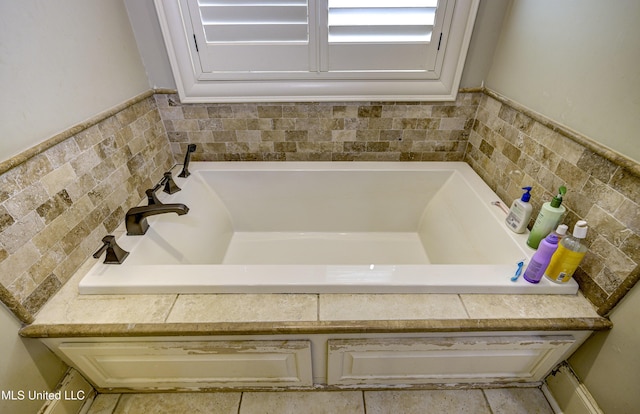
[93,235,129,264]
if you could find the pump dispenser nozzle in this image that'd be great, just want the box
[521,187,532,202]
[550,186,567,208]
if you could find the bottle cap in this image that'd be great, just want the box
[550,186,567,208]
[521,187,532,202]
[573,220,588,238]
[544,233,559,245]
[555,224,568,236]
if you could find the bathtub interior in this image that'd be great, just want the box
[80,162,579,295]
[122,168,523,266]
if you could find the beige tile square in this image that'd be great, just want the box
[365,390,490,414]
[35,292,176,324]
[319,294,467,321]
[41,163,78,197]
[33,262,176,324]
[460,293,599,319]
[484,388,554,414]
[114,393,240,414]
[166,294,318,323]
[240,391,364,414]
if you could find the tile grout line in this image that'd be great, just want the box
[458,294,472,319]
[162,294,180,323]
[106,394,124,414]
[361,390,368,414]
[481,389,496,414]
[237,392,244,414]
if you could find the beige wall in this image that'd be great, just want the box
[458,0,509,88]
[0,1,155,410]
[486,0,640,163]
[124,0,176,90]
[569,282,640,413]
[485,1,640,411]
[0,0,150,163]
[0,304,67,414]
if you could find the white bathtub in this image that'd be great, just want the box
[79,162,578,295]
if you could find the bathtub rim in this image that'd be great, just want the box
[79,161,579,295]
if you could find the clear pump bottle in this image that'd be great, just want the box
[544,221,588,284]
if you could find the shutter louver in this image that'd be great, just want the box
[198,0,309,44]
[328,0,438,44]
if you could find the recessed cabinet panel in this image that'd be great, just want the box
[58,340,312,389]
[327,336,575,385]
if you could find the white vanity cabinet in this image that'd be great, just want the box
[42,331,589,391]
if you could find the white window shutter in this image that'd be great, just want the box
[187,0,317,73]
[154,0,479,101]
[323,0,452,72]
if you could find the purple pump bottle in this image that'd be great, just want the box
[523,233,559,283]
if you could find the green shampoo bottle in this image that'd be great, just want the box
[527,186,567,249]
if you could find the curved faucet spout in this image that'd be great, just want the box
[125,203,189,235]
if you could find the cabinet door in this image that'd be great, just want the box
[58,340,312,389]
[327,336,575,385]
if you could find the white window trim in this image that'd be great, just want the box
[154,0,479,102]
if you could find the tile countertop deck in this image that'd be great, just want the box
[19,256,612,338]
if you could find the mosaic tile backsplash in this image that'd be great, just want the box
[466,93,639,314]
[0,95,173,322]
[155,93,481,162]
[0,89,638,322]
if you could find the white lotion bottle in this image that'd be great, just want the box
[505,187,533,233]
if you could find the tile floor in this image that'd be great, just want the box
[86,387,555,414]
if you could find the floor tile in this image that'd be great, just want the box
[484,388,554,414]
[86,388,556,414]
[239,391,364,414]
[112,392,241,414]
[86,394,120,414]
[364,389,491,414]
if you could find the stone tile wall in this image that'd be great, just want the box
[466,92,640,314]
[155,93,482,162]
[0,94,174,322]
